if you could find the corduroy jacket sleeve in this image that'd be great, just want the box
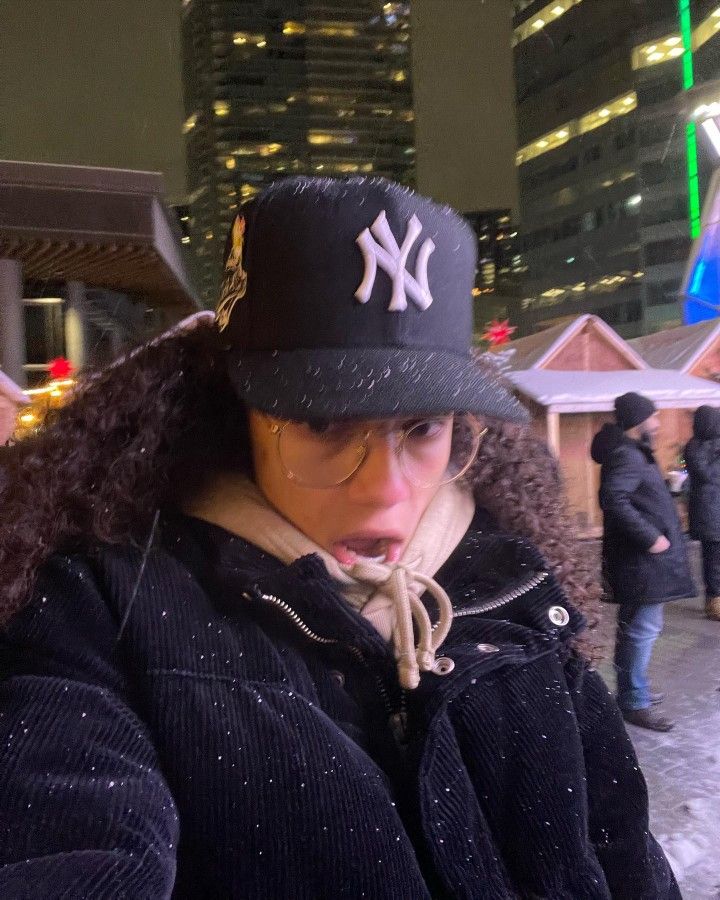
[598,446,661,550]
[566,655,681,900]
[0,555,178,899]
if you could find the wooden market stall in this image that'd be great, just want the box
[507,369,720,535]
[629,319,720,382]
[496,314,720,535]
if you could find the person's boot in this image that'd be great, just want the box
[705,596,720,621]
[622,708,674,732]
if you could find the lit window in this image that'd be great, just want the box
[233,31,264,45]
[315,25,359,38]
[516,118,575,164]
[694,5,720,49]
[631,29,696,69]
[308,131,357,145]
[182,113,198,134]
[283,20,306,35]
[513,0,582,45]
[515,91,637,166]
[578,91,636,136]
[231,142,284,158]
[213,100,230,117]
[259,142,283,156]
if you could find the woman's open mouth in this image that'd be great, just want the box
[331,536,404,565]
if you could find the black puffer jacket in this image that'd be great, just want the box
[597,434,694,604]
[685,405,720,542]
[0,513,679,899]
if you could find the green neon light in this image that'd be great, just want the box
[686,123,701,237]
[679,0,701,238]
[678,0,694,88]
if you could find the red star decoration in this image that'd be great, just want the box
[481,319,517,347]
[48,357,74,379]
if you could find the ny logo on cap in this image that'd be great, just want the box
[355,211,435,311]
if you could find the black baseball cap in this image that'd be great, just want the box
[217,175,528,424]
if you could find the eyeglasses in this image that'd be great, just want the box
[269,414,486,489]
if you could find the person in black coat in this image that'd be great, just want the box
[593,393,694,733]
[0,178,680,898]
[685,404,720,621]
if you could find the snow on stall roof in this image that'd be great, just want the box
[496,319,579,371]
[494,314,646,371]
[628,319,720,372]
[0,369,27,405]
[507,369,720,411]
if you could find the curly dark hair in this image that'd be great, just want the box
[0,322,601,652]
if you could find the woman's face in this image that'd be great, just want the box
[248,410,451,564]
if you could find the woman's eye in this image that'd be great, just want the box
[307,419,331,435]
[407,418,446,439]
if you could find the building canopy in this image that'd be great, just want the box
[0,160,199,312]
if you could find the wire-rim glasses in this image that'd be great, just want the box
[268,413,486,489]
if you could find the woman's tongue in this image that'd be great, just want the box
[332,537,402,565]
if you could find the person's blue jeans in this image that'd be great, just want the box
[614,602,664,711]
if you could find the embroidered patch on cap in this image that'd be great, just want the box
[216,213,248,332]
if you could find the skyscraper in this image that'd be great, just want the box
[512,0,720,337]
[181,0,414,305]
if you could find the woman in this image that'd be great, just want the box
[685,404,720,621]
[0,177,678,898]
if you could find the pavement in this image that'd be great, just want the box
[595,594,720,899]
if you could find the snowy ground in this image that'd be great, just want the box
[596,594,720,899]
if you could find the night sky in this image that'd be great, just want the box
[0,0,187,200]
[0,0,517,212]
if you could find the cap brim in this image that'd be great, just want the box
[227,347,529,424]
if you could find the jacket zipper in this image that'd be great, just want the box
[452,570,549,619]
[243,588,406,741]
[244,569,547,744]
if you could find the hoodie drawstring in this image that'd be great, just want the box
[343,558,453,689]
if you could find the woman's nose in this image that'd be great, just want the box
[345,431,411,506]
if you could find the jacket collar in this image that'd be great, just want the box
[161,510,584,653]
[620,434,656,465]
